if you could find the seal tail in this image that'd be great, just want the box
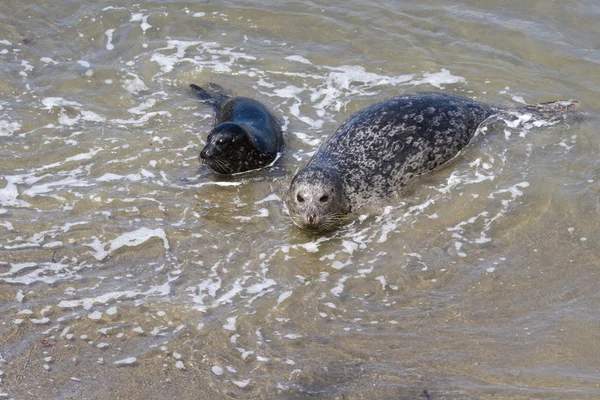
[189,83,232,106]
[512,99,581,119]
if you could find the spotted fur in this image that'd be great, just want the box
[287,92,497,230]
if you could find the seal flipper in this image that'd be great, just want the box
[207,83,233,98]
[190,84,213,100]
[190,83,231,107]
[514,99,581,119]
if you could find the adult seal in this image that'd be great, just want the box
[190,83,283,174]
[286,91,577,230]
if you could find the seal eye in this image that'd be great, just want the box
[320,195,329,203]
[296,194,304,203]
[215,138,228,150]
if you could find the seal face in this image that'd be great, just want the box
[191,84,283,174]
[287,166,350,231]
[287,91,497,230]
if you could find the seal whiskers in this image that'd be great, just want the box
[286,91,578,231]
[190,83,283,174]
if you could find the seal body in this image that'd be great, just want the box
[191,84,283,174]
[287,92,497,230]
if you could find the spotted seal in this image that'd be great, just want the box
[190,83,283,174]
[286,91,577,230]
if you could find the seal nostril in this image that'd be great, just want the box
[308,215,315,224]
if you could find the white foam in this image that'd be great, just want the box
[6,262,37,274]
[182,181,242,189]
[246,279,276,294]
[20,60,33,77]
[0,174,37,207]
[87,227,169,261]
[231,379,249,388]
[130,13,152,33]
[285,55,311,64]
[41,97,105,126]
[58,281,172,309]
[0,260,80,285]
[111,111,171,126]
[209,277,245,308]
[122,73,149,95]
[21,60,33,72]
[36,147,102,172]
[341,240,358,254]
[255,194,281,204]
[150,40,202,73]
[97,172,145,182]
[330,276,349,297]
[297,237,330,253]
[290,131,321,146]
[489,181,530,200]
[77,60,91,68]
[504,113,533,129]
[411,68,466,88]
[331,259,351,270]
[114,357,137,365]
[0,221,14,231]
[40,57,59,65]
[88,311,102,320]
[276,290,293,306]
[314,65,413,113]
[105,29,115,50]
[0,120,21,137]
[23,176,94,198]
[223,315,237,331]
[283,333,303,340]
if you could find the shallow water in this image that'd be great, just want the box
[0,0,599,399]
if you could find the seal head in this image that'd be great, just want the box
[286,166,350,231]
[191,83,283,175]
[200,122,256,174]
[286,91,578,232]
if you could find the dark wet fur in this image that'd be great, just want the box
[191,83,283,174]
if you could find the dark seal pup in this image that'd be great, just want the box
[286,91,577,231]
[190,83,283,174]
